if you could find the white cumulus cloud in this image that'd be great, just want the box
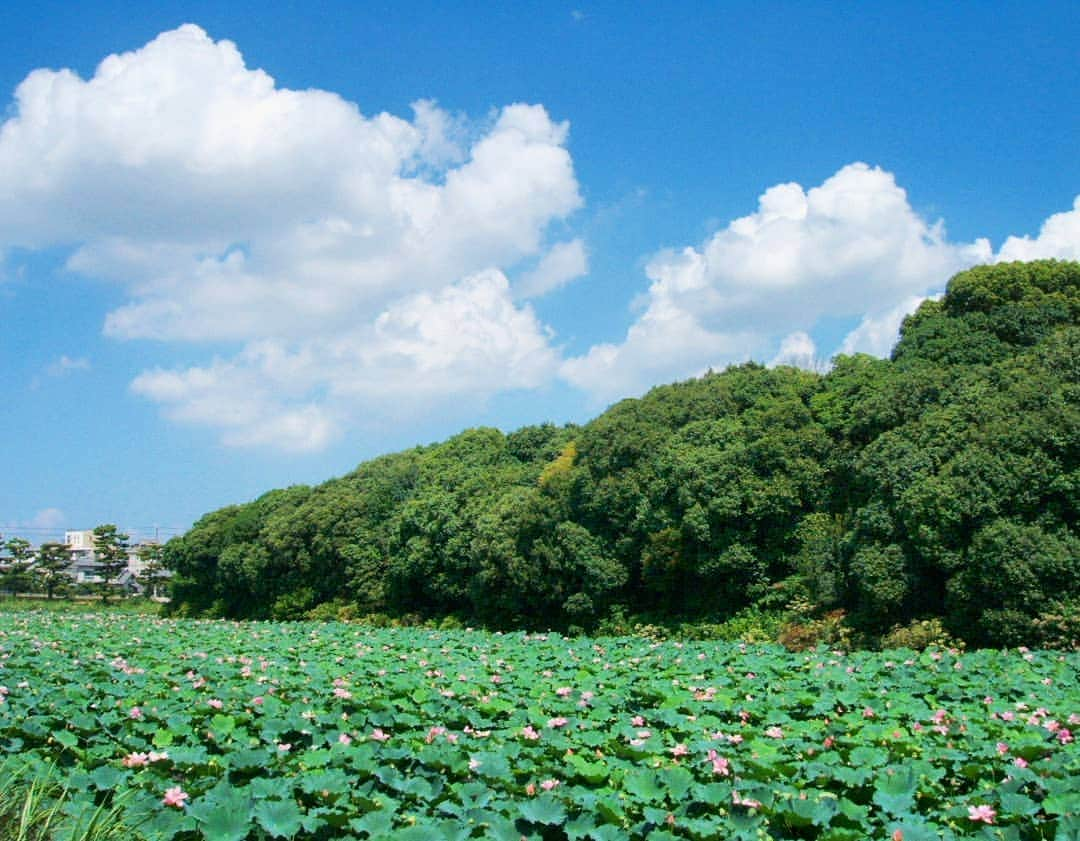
[770,331,819,370]
[997,196,1080,262]
[131,270,557,451]
[562,163,996,401]
[1,25,581,449]
[515,238,588,298]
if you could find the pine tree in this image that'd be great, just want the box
[36,542,73,600]
[92,524,130,602]
[3,537,34,595]
[136,542,166,598]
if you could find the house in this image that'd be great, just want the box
[62,530,171,594]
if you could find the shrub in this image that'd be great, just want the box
[778,609,853,651]
[1031,599,1080,649]
[880,617,964,651]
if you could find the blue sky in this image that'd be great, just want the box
[3,1,1079,544]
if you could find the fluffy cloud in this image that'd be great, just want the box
[562,163,995,401]
[997,196,1080,262]
[132,270,557,452]
[1,25,580,448]
[838,295,932,358]
[515,238,588,298]
[770,331,819,370]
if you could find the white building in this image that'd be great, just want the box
[62,530,169,593]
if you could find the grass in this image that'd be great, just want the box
[0,759,132,841]
[0,596,163,616]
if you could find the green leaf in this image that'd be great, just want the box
[210,714,236,736]
[88,764,124,791]
[849,745,888,768]
[189,784,253,841]
[227,747,272,770]
[657,766,694,801]
[519,794,568,825]
[151,728,175,748]
[469,751,511,779]
[52,729,78,749]
[350,809,396,838]
[253,798,304,838]
[250,776,295,801]
[566,754,609,785]
[873,766,918,816]
[1043,791,1080,816]
[564,812,599,840]
[622,770,665,803]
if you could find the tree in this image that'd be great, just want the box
[136,542,167,598]
[92,524,130,602]
[36,542,73,600]
[3,537,34,595]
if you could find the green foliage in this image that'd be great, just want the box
[91,524,130,602]
[35,542,73,600]
[2,614,1076,840]
[135,543,166,598]
[0,757,131,840]
[165,260,1079,647]
[777,609,854,651]
[879,618,963,652]
[2,537,34,594]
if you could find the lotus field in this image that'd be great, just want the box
[0,613,1077,840]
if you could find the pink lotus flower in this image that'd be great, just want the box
[707,749,730,776]
[732,790,761,809]
[631,715,645,727]
[369,728,390,742]
[129,706,143,720]
[547,717,568,729]
[162,786,189,808]
[1013,757,1029,768]
[148,751,168,763]
[521,725,541,741]
[967,804,996,824]
[540,778,561,791]
[525,782,537,796]
[670,743,689,757]
[764,726,784,739]
[122,752,149,768]
[207,699,223,709]
[555,686,573,697]
[1057,729,1073,745]
[338,732,352,745]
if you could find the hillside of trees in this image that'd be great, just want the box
[164,260,1079,647]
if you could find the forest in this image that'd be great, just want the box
[163,260,1079,648]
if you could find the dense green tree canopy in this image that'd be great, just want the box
[164,261,1080,646]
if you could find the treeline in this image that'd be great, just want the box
[165,261,1079,647]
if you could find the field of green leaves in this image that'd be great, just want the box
[0,612,1076,840]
